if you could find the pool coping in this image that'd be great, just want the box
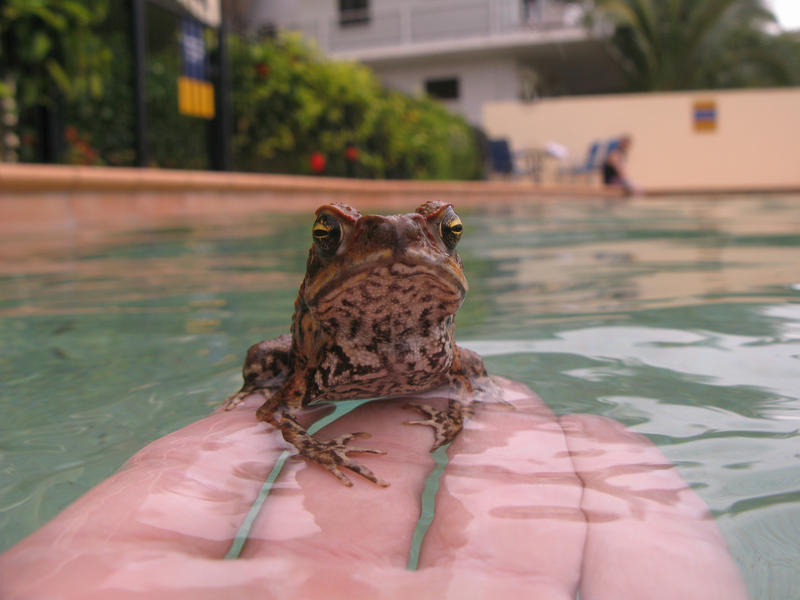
[10,163,796,236]
[0,164,630,234]
[3,164,797,198]
[0,163,618,196]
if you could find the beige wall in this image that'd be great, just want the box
[483,87,800,192]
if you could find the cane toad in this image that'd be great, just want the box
[223,201,488,486]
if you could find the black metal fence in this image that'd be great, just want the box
[4,0,230,170]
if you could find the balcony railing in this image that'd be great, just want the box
[289,0,594,57]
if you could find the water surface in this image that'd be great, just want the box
[1,195,799,597]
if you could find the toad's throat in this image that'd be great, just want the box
[309,306,458,401]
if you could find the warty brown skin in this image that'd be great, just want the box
[223,200,488,486]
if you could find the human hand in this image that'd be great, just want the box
[0,378,748,599]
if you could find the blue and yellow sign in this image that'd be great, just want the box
[693,100,716,132]
[179,19,215,119]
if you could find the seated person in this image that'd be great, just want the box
[602,135,638,194]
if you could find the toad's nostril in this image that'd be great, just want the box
[357,216,396,245]
[395,219,425,246]
[370,221,394,244]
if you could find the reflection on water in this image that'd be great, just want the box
[1,195,799,597]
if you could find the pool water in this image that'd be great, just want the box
[1,195,799,597]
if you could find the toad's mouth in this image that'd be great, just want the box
[308,259,467,317]
[305,246,467,306]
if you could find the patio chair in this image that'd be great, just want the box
[488,138,543,181]
[488,139,515,176]
[558,140,602,182]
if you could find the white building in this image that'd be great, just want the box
[235,0,624,126]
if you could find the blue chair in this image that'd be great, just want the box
[488,139,515,175]
[488,138,543,180]
[559,140,602,180]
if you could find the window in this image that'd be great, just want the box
[425,77,460,100]
[339,0,370,26]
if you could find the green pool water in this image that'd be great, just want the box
[1,195,799,597]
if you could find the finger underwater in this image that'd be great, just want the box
[561,414,749,600]
[414,379,587,599]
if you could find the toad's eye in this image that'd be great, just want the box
[312,213,342,255]
[440,207,463,250]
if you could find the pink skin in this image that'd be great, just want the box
[0,378,747,599]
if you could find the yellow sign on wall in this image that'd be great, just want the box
[693,100,717,132]
[178,76,215,119]
[179,19,215,119]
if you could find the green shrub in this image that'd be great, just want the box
[14,15,483,179]
[229,32,482,179]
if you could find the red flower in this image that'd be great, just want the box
[256,63,269,78]
[64,126,79,143]
[309,152,326,173]
[345,145,359,162]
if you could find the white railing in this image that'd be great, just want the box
[289,0,592,56]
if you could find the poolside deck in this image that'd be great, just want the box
[0,164,621,234]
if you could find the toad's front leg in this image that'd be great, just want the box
[403,345,497,449]
[256,376,390,487]
[223,334,292,411]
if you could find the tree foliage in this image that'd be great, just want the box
[11,14,481,179]
[0,0,110,108]
[594,0,799,91]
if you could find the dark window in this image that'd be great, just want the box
[339,0,370,26]
[425,77,460,100]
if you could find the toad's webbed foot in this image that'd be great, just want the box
[222,383,282,412]
[223,335,292,411]
[404,399,465,451]
[474,375,508,407]
[280,415,389,487]
[222,388,260,411]
[448,344,505,406]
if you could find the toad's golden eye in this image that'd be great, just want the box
[312,214,342,255]
[440,207,463,250]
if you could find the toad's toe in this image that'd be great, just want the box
[404,399,465,451]
[280,417,389,487]
[222,391,249,411]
